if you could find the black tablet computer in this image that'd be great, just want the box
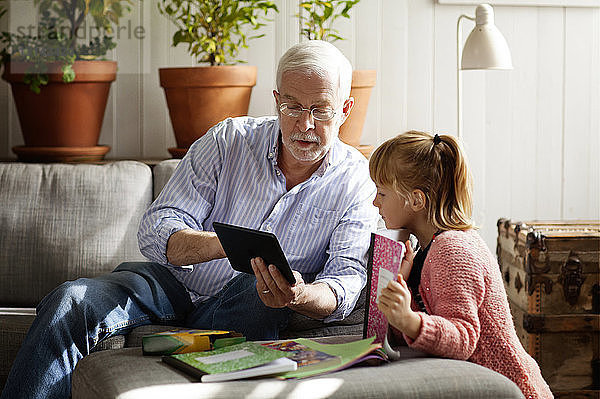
[212,222,296,285]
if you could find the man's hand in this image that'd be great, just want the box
[377,274,422,340]
[251,257,305,308]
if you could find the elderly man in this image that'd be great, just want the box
[1,40,378,399]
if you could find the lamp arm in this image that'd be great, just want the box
[457,14,475,140]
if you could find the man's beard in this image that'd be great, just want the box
[283,131,330,162]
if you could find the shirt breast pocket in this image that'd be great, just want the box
[286,205,342,257]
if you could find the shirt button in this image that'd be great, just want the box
[276,170,281,176]
[268,152,274,158]
[264,225,271,231]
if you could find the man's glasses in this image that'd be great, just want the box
[278,102,338,121]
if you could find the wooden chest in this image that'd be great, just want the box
[496,219,600,399]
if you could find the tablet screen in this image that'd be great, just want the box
[213,222,296,285]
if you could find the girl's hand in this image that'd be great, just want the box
[398,240,415,281]
[377,274,422,340]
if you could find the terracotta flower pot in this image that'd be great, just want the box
[2,60,116,162]
[339,70,376,150]
[159,66,257,158]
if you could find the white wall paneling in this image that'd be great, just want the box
[377,1,407,143]
[353,0,381,145]
[406,1,434,132]
[438,0,600,7]
[562,8,600,219]
[142,0,170,159]
[508,7,538,223]
[1,1,598,249]
[534,8,564,221]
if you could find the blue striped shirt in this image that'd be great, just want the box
[138,116,378,321]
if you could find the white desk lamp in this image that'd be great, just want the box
[457,3,513,139]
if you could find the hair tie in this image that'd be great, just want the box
[433,134,442,145]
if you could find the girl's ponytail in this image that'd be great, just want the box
[432,134,473,231]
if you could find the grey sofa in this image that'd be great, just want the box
[0,160,524,398]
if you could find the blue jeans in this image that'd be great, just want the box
[1,262,291,399]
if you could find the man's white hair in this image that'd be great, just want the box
[276,40,353,104]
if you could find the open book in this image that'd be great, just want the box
[262,340,342,373]
[272,337,386,379]
[363,233,406,344]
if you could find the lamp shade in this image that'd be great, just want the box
[461,4,512,70]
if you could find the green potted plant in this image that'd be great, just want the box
[157,0,278,158]
[0,0,132,162]
[297,0,375,158]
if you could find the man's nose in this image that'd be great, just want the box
[296,109,315,132]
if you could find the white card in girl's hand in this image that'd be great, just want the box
[376,268,396,300]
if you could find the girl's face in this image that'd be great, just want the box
[372,184,415,230]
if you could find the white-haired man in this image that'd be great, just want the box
[1,41,378,399]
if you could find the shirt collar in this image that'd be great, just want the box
[268,118,280,157]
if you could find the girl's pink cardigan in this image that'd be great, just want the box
[399,229,553,399]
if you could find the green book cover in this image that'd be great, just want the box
[162,341,291,377]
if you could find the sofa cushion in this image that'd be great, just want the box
[72,346,524,399]
[152,159,180,199]
[0,161,152,307]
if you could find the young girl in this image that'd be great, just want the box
[370,131,553,399]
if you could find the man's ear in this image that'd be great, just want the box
[273,90,279,104]
[338,97,354,126]
[409,189,426,212]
